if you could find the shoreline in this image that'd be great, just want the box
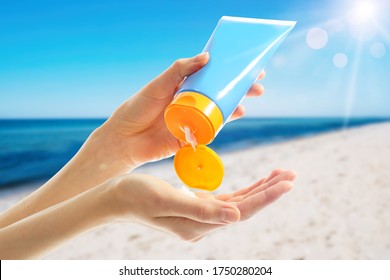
[2,117,389,187]
[3,120,388,190]
[1,122,389,259]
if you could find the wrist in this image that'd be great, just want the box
[105,175,136,220]
[85,125,134,171]
[93,178,125,223]
[71,124,137,184]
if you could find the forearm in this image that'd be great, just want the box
[0,180,118,259]
[0,125,134,228]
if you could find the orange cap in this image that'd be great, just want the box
[164,91,224,145]
[174,145,224,191]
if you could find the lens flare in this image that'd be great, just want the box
[333,53,348,68]
[306,27,328,49]
[370,42,386,58]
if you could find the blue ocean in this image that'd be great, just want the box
[0,117,388,187]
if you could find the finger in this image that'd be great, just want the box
[263,168,286,183]
[234,170,297,202]
[168,195,240,225]
[223,71,266,122]
[189,233,208,242]
[216,177,266,202]
[237,180,293,221]
[215,169,285,201]
[228,105,245,122]
[245,83,265,98]
[266,170,297,187]
[228,85,264,123]
[142,52,209,100]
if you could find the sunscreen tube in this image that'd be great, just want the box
[165,16,296,191]
[165,16,296,145]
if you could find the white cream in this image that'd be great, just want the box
[183,126,197,151]
[179,185,197,198]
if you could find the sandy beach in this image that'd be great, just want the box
[1,122,389,260]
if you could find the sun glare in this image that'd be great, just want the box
[350,1,376,24]
[347,1,379,41]
[303,0,387,127]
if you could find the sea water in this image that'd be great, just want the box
[0,117,388,187]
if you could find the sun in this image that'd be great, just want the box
[342,0,387,125]
[349,1,377,24]
[351,1,376,22]
[347,1,380,41]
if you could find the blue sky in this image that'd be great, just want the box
[1,0,389,118]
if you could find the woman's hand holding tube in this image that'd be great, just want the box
[93,52,265,172]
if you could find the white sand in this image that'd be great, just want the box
[1,122,389,259]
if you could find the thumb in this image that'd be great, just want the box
[143,52,209,99]
[171,195,241,224]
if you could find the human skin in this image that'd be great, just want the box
[0,53,296,259]
[0,53,266,229]
[0,170,295,259]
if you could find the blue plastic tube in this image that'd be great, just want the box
[165,16,296,145]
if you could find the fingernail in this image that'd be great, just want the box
[194,52,209,61]
[221,208,239,224]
